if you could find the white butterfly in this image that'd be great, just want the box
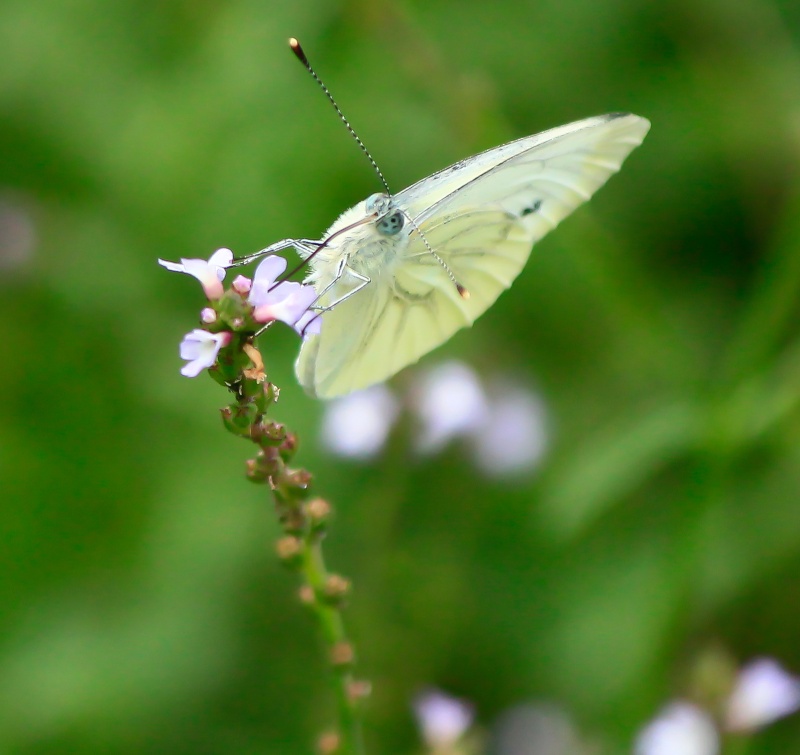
[255,113,649,398]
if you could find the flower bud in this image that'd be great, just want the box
[316,731,340,755]
[275,536,302,567]
[330,641,355,668]
[279,432,299,461]
[348,679,372,703]
[232,275,252,294]
[222,403,258,436]
[305,497,332,529]
[279,505,306,535]
[284,469,312,490]
[252,420,287,446]
[322,574,351,605]
[245,458,268,483]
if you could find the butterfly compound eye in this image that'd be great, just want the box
[376,210,405,236]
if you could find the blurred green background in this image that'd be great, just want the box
[2,0,800,752]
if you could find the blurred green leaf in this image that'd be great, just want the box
[3,0,800,752]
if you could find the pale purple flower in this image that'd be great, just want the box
[179,329,231,377]
[413,688,475,749]
[200,307,217,324]
[248,255,319,334]
[410,361,489,453]
[472,384,548,476]
[725,658,800,732]
[158,247,233,299]
[491,702,583,755]
[0,196,36,271]
[634,702,718,755]
[321,385,399,459]
[295,308,322,338]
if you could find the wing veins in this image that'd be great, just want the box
[405,131,610,220]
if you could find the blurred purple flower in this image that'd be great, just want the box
[725,658,800,732]
[321,385,399,459]
[413,688,474,749]
[411,361,489,453]
[472,383,548,477]
[491,702,583,755]
[158,247,233,299]
[634,702,718,755]
[409,362,549,475]
[179,329,231,377]
[0,194,36,271]
[248,255,319,335]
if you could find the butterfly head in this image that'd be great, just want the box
[364,193,469,299]
[366,192,405,237]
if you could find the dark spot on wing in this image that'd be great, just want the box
[520,200,542,217]
[441,158,470,176]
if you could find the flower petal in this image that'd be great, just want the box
[179,329,230,377]
[157,258,187,272]
[413,689,474,749]
[635,702,718,755]
[321,385,399,459]
[208,247,233,276]
[253,281,318,328]
[249,255,288,305]
[726,658,800,731]
[158,249,233,299]
[410,361,489,454]
[295,309,322,337]
[181,258,224,299]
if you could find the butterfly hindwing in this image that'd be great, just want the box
[298,209,531,397]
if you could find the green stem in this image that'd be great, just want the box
[221,363,365,754]
[300,536,364,755]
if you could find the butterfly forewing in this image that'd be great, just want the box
[398,113,648,224]
[296,113,650,398]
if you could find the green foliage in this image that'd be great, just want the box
[1,0,800,752]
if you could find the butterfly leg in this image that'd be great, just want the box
[311,260,371,313]
[230,238,322,268]
[293,264,371,338]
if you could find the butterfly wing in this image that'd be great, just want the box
[398,113,649,225]
[297,113,650,398]
[295,277,395,398]
[296,210,520,398]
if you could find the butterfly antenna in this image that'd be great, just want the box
[289,37,391,196]
[401,210,470,300]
